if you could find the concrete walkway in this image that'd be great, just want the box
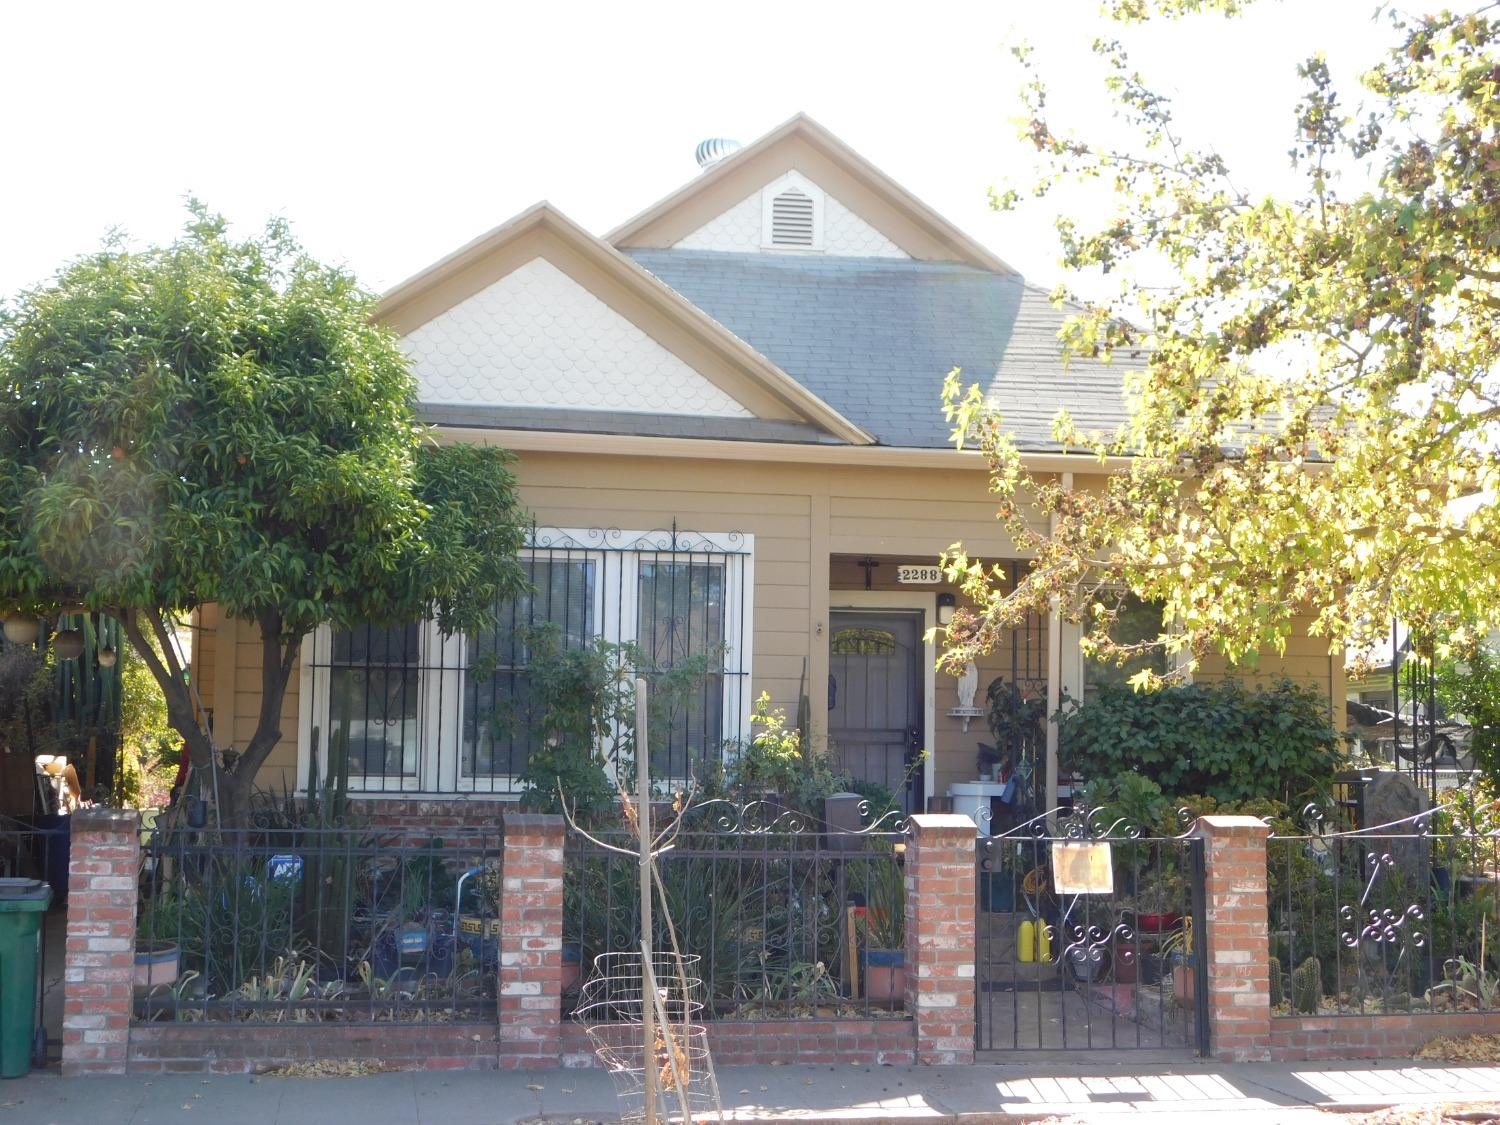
[4,1058,1500,1125]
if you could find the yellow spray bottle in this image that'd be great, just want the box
[1036,921,1052,963]
[1017,919,1035,963]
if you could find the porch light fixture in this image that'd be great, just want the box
[937,592,957,626]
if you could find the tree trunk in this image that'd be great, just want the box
[117,606,299,828]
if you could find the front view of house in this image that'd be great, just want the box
[195,114,1342,821]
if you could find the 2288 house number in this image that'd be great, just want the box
[896,565,942,584]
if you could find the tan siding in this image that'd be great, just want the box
[216,449,1340,803]
[192,603,218,731]
[1196,615,1339,717]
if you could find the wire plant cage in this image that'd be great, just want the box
[573,952,723,1124]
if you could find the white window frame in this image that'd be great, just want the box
[760,171,825,252]
[296,528,754,797]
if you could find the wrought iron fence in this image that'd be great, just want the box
[1269,805,1500,1018]
[975,806,1208,1054]
[298,524,751,796]
[134,825,503,1023]
[564,801,908,1020]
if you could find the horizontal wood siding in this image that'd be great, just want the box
[205,451,1343,803]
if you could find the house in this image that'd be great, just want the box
[193,114,1344,823]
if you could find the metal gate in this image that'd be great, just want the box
[975,806,1209,1055]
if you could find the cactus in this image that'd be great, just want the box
[1269,958,1284,1008]
[1291,956,1322,1014]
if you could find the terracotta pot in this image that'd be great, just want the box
[134,942,180,990]
[1135,911,1181,934]
[1173,966,1196,1003]
[864,949,906,1002]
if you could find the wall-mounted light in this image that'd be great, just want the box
[937,592,957,626]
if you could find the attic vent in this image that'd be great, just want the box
[770,188,815,247]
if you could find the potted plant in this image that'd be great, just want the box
[134,894,184,991]
[1162,919,1195,1003]
[857,854,906,1002]
[1130,864,1184,934]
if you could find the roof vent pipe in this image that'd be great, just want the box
[694,137,742,170]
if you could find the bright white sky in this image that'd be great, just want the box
[1,0,1399,301]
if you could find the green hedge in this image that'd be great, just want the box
[1059,679,1346,803]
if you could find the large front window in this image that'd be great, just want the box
[299,528,752,794]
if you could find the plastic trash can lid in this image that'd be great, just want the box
[0,877,52,907]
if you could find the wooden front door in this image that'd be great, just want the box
[827,610,924,814]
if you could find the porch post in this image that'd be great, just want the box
[1044,594,1061,812]
[1193,814,1272,1061]
[904,812,977,1064]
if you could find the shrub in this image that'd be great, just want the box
[1059,679,1347,804]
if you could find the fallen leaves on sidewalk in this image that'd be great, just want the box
[1416,1036,1500,1063]
[1338,1104,1500,1123]
[259,1060,387,1078]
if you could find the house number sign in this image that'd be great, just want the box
[896,565,942,584]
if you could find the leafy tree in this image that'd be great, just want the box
[941,2,1500,683]
[1435,640,1500,788]
[0,208,529,824]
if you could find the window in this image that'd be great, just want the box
[462,557,595,781]
[760,172,824,251]
[299,528,753,794]
[1082,593,1169,700]
[327,622,422,784]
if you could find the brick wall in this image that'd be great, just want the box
[1271,1012,1500,1060]
[497,811,565,1069]
[1195,815,1272,1062]
[904,813,977,1066]
[559,1019,915,1068]
[62,808,141,1077]
[348,797,510,845]
[129,1023,498,1073]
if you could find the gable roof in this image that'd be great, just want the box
[626,250,1136,450]
[608,113,1017,274]
[378,202,875,446]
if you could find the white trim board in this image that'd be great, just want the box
[828,590,939,813]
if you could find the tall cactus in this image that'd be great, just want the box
[1291,956,1323,1014]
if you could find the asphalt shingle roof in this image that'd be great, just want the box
[626,249,1136,449]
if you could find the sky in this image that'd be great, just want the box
[1,0,1401,302]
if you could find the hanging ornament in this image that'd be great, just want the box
[98,646,118,668]
[2,613,41,646]
[52,629,85,660]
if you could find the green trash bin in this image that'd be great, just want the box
[0,877,52,1078]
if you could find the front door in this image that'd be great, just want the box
[827,610,924,814]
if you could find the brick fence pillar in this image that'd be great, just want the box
[498,812,565,1069]
[1194,814,1272,1061]
[904,812,977,1065]
[62,807,141,1077]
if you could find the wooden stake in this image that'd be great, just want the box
[637,677,656,1125]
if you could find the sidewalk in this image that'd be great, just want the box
[5,1057,1500,1125]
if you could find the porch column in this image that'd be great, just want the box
[498,812,565,1069]
[1045,594,1061,812]
[904,813,977,1064]
[1194,815,1272,1061]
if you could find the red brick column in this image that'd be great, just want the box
[1194,814,1272,1061]
[62,808,141,1077]
[498,812,565,1069]
[904,812,977,1065]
